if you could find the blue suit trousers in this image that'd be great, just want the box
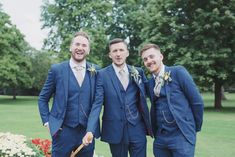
[153,128,195,157]
[109,121,147,157]
[52,125,94,157]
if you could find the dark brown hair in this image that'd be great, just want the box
[109,38,127,49]
[73,31,90,42]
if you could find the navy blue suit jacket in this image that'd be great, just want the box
[87,65,153,144]
[38,61,100,137]
[148,65,204,144]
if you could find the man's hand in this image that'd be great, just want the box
[44,122,50,134]
[82,132,93,146]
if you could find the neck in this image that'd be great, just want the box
[71,57,86,65]
[113,63,126,69]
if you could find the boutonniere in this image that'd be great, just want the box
[160,71,172,86]
[87,64,96,77]
[130,66,141,84]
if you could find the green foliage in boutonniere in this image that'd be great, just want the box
[87,64,97,77]
[130,66,141,84]
[160,71,172,86]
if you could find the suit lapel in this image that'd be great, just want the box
[108,66,124,104]
[164,66,171,105]
[127,65,145,95]
[148,77,156,104]
[86,62,95,102]
[62,61,69,103]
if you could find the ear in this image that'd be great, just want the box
[126,50,129,57]
[108,52,112,59]
[87,47,90,55]
[160,53,164,61]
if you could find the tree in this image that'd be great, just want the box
[41,0,150,67]
[0,8,33,99]
[27,49,53,94]
[41,0,112,67]
[107,0,148,66]
[142,0,235,109]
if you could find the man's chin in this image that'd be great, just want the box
[114,62,125,67]
[149,69,156,74]
[74,57,85,62]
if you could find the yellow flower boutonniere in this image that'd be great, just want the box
[130,66,141,84]
[87,64,97,77]
[160,71,172,86]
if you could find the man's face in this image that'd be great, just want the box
[109,42,129,67]
[141,48,163,75]
[70,35,90,63]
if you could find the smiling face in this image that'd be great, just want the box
[141,47,163,75]
[70,35,90,63]
[109,42,129,68]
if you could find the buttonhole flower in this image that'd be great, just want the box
[87,64,97,77]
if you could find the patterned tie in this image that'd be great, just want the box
[154,76,162,97]
[119,69,129,90]
[75,66,85,86]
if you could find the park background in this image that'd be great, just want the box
[0,0,235,157]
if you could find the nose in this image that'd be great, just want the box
[116,50,121,56]
[145,58,152,66]
[77,45,82,50]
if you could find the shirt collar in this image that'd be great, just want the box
[112,63,128,74]
[69,58,86,69]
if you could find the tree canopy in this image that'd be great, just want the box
[141,0,235,108]
[40,0,235,108]
[0,8,33,99]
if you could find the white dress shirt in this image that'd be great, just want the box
[70,58,86,86]
[112,63,129,90]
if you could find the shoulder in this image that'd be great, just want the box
[51,61,69,70]
[97,65,112,74]
[167,65,188,74]
[87,61,101,70]
[168,65,192,82]
[127,65,144,73]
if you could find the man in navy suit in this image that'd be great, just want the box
[140,43,204,157]
[38,31,100,157]
[83,38,152,157]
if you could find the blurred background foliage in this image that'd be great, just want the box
[0,0,234,108]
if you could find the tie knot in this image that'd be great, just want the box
[75,66,85,71]
[119,69,125,75]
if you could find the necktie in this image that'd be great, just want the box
[75,66,85,86]
[154,76,162,97]
[119,69,129,90]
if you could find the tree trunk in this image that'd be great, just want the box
[214,80,222,109]
[12,88,17,100]
[221,86,227,100]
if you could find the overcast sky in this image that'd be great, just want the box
[1,0,47,50]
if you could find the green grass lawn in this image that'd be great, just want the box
[0,93,235,157]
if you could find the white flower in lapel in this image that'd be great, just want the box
[160,71,172,86]
[130,66,142,84]
[87,64,96,77]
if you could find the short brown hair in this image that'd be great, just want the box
[139,43,160,56]
[109,38,128,49]
[73,31,90,42]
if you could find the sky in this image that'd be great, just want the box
[1,0,48,50]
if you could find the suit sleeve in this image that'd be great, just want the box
[176,66,204,132]
[38,65,56,124]
[87,71,104,134]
